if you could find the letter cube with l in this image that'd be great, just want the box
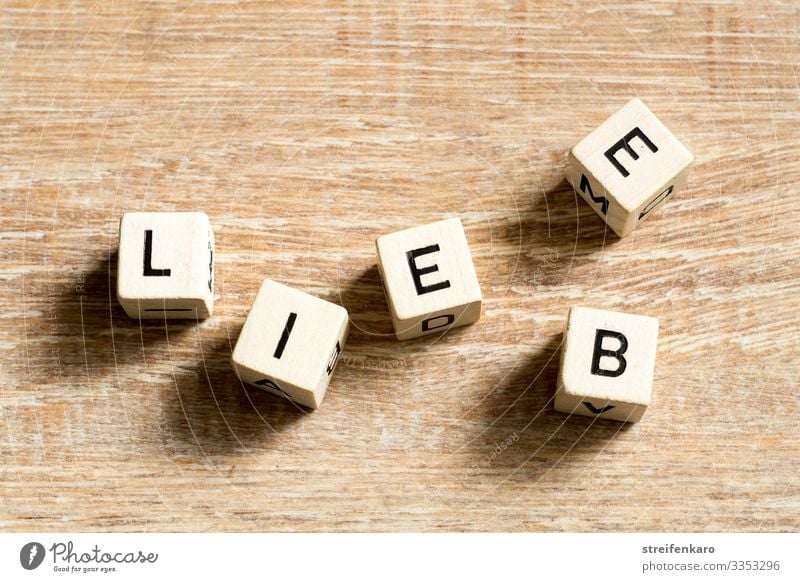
[117,212,214,319]
[231,279,349,409]
[566,98,693,237]
[376,218,482,341]
[554,306,659,423]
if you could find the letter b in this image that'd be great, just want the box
[591,329,628,377]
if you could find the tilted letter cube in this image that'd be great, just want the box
[566,98,693,237]
[376,217,482,341]
[554,306,659,423]
[231,279,349,409]
[117,212,214,319]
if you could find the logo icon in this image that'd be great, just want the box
[20,542,45,570]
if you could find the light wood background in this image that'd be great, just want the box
[1,0,798,532]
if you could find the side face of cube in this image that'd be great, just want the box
[231,279,349,409]
[554,306,659,423]
[117,212,215,319]
[376,218,482,341]
[567,98,693,237]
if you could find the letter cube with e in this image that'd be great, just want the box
[376,218,482,341]
[117,212,214,319]
[554,306,659,423]
[566,98,693,237]
[231,279,349,409]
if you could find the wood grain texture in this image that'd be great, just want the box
[1,0,798,532]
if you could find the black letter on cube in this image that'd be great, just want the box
[273,313,297,358]
[639,185,674,220]
[604,127,658,178]
[326,341,341,375]
[406,245,451,295]
[580,174,609,216]
[591,329,628,377]
[254,378,290,399]
[143,230,171,276]
[421,314,455,332]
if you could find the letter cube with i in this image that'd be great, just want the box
[566,98,693,237]
[117,212,215,319]
[376,218,482,341]
[554,307,659,423]
[231,279,349,409]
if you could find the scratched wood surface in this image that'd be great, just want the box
[1,0,798,532]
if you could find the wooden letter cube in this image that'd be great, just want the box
[376,218,482,341]
[117,212,214,319]
[566,98,693,237]
[554,306,659,423]
[231,279,349,409]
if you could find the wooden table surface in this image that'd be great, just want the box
[1,0,798,532]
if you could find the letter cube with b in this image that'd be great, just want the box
[117,212,215,319]
[231,279,349,409]
[554,307,659,423]
[376,218,482,341]
[566,98,693,237]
